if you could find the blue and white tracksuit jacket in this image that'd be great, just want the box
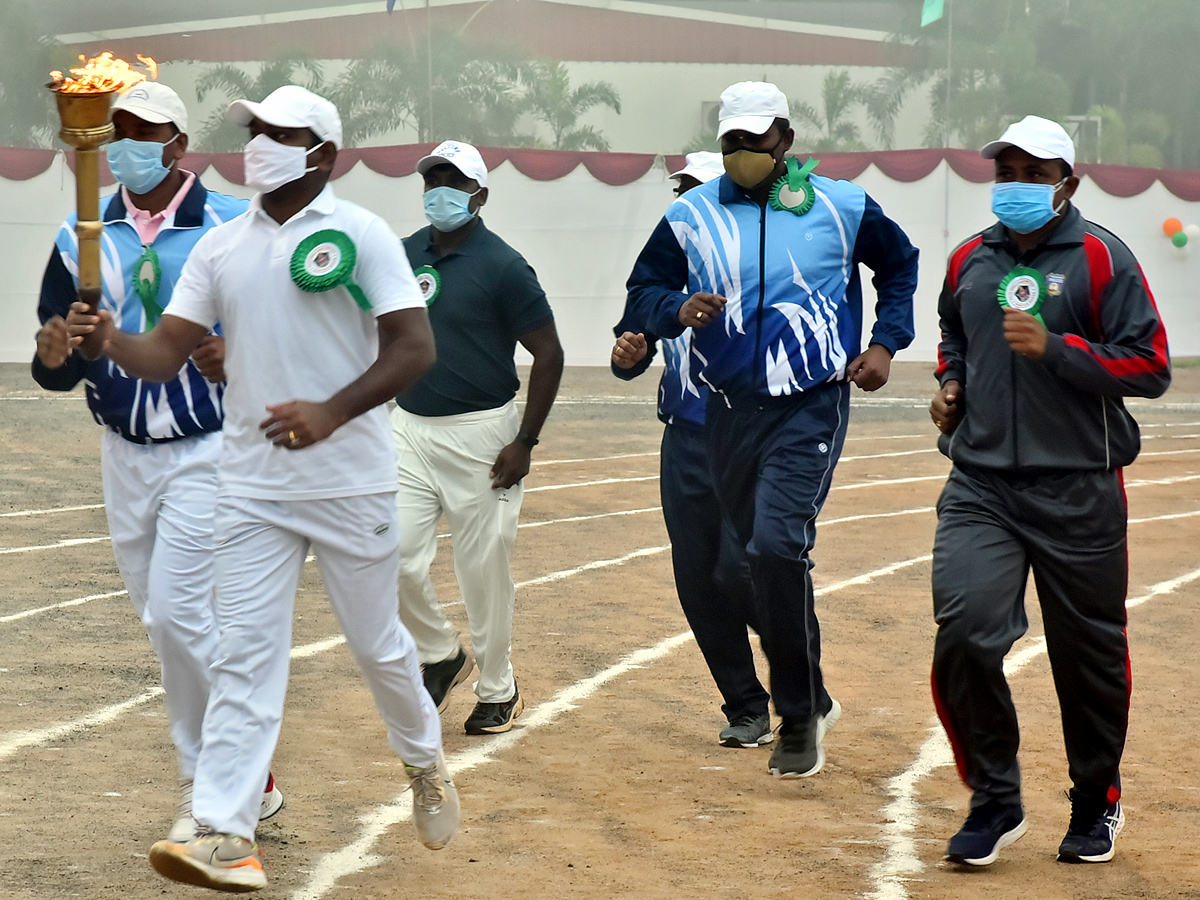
[32,178,248,442]
[625,172,919,401]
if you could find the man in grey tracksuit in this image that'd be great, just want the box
[929,116,1170,868]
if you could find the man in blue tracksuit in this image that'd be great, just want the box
[611,152,770,750]
[625,81,919,779]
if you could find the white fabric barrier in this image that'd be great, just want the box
[3,155,1197,366]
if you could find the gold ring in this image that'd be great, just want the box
[696,311,703,320]
[288,431,297,442]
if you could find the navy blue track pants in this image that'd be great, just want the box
[706,382,850,721]
[659,421,768,722]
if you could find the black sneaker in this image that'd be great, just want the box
[767,699,840,777]
[422,647,474,714]
[464,682,524,734]
[1057,791,1124,863]
[946,799,1027,866]
[719,713,774,748]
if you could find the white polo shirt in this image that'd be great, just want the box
[166,185,424,501]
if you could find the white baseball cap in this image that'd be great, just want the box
[981,115,1075,170]
[416,140,488,188]
[717,81,789,138]
[227,85,343,148]
[669,151,724,184]
[112,82,188,133]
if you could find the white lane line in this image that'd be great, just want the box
[0,543,678,759]
[0,509,668,626]
[291,553,934,899]
[0,536,109,555]
[516,546,670,588]
[0,590,127,624]
[846,434,926,442]
[536,452,659,466]
[290,630,696,900]
[0,503,104,518]
[0,688,165,761]
[833,475,946,492]
[1138,448,1200,458]
[816,556,931,596]
[865,563,1200,900]
[841,449,939,462]
[821,508,933,528]
[1129,509,1200,524]
[1125,473,1200,487]
[526,475,657,493]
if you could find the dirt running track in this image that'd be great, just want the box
[1,361,1198,900]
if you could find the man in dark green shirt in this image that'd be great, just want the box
[394,140,564,735]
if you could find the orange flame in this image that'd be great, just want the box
[49,52,158,94]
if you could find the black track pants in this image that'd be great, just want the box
[931,463,1130,808]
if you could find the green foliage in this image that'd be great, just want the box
[0,0,73,148]
[194,57,325,152]
[521,61,621,151]
[329,28,535,147]
[196,31,621,151]
[899,0,1200,168]
[791,71,872,153]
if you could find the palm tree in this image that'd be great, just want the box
[0,0,71,148]
[193,57,325,152]
[790,71,870,154]
[328,28,535,147]
[521,61,620,151]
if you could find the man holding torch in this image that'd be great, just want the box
[33,81,285,844]
[68,85,456,893]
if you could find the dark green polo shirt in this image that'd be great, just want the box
[397,219,554,417]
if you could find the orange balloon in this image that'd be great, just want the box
[1163,217,1184,236]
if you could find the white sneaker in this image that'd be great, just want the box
[149,830,267,892]
[405,751,460,850]
[167,780,196,843]
[260,773,284,821]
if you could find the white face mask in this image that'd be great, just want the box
[243,133,325,194]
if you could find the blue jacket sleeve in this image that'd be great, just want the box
[31,247,89,392]
[624,216,690,341]
[852,195,919,356]
[609,302,660,381]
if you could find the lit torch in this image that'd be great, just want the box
[47,52,157,313]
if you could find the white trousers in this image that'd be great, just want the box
[101,430,222,781]
[191,492,442,840]
[392,402,523,704]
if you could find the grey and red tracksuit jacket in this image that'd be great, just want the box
[935,205,1171,471]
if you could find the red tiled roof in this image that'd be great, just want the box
[74,0,920,67]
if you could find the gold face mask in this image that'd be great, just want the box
[722,147,778,189]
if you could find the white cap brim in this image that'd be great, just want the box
[717,114,777,138]
[415,153,487,187]
[226,99,310,131]
[668,165,712,182]
[980,139,1063,161]
[111,102,173,126]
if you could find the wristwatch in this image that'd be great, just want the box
[517,430,539,448]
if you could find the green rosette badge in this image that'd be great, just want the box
[413,265,441,307]
[134,245,164,326]
[290,229,371,311]
[997,266,1048,323]
[769,157,819,216]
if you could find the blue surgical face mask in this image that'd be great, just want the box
[423,185,479,232]
[991,179,1067,234]
[106,134,178,194]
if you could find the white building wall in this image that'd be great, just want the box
[3,155,1196,368]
